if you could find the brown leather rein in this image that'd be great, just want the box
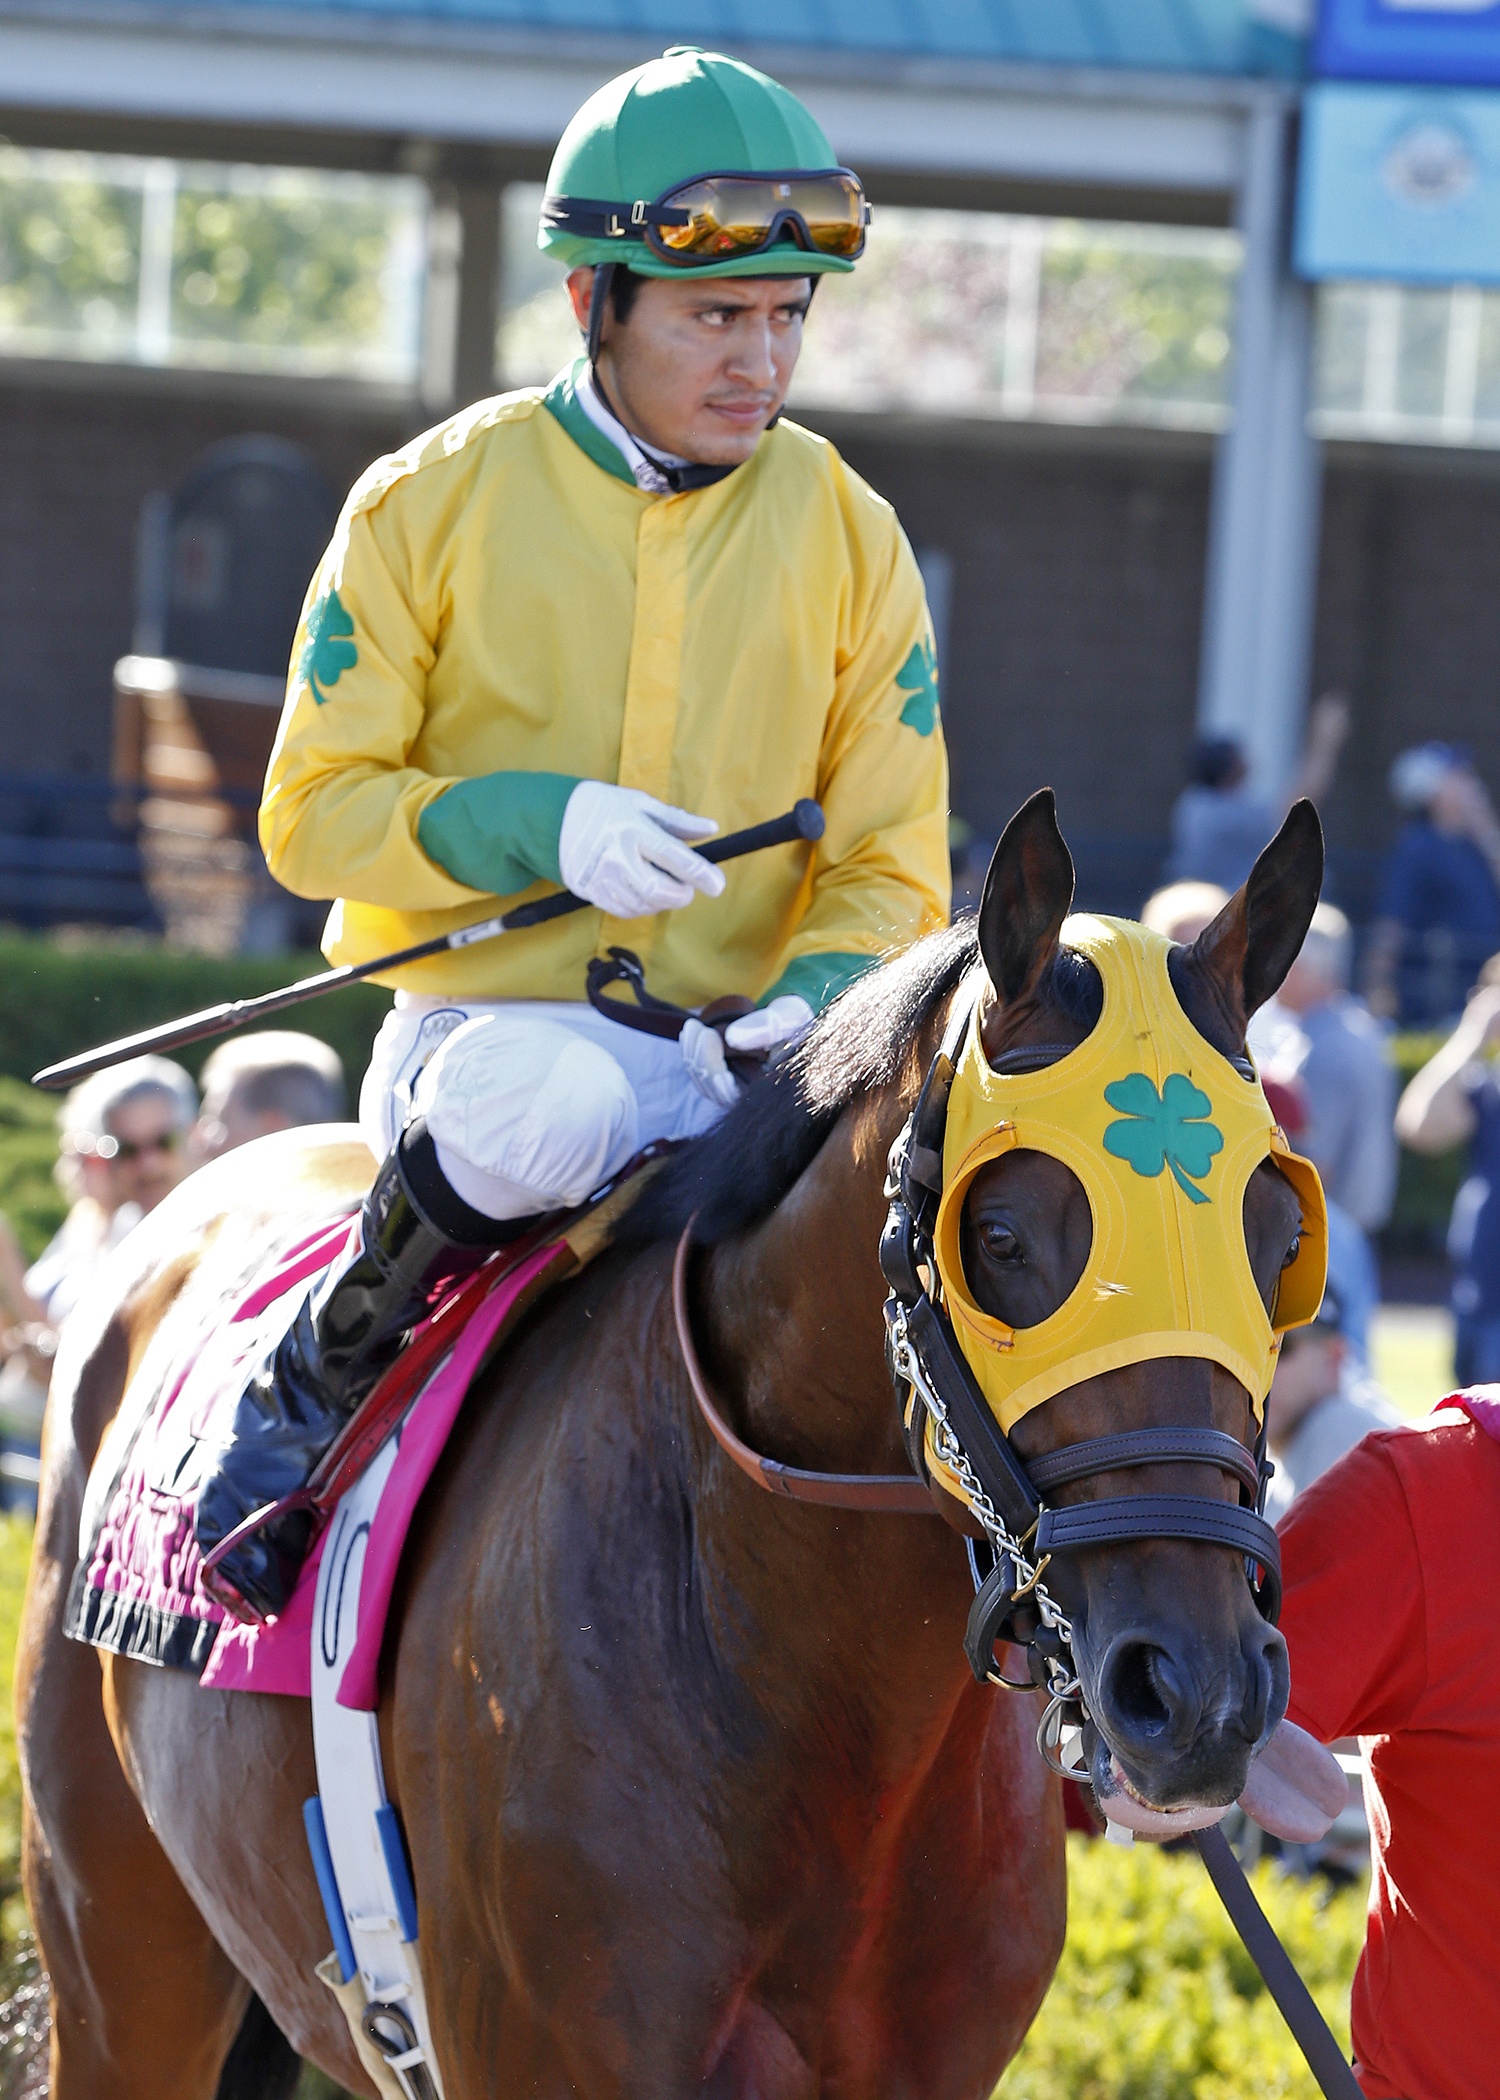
[671,1224,938,1515]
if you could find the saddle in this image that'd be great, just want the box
[65,1150,667,1699]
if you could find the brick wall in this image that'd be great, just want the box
[830,423,1211,909]
[0,378,413,777]
[1312,457,1500,869]
[3,374,1499,928]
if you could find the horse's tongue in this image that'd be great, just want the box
[1236,1720,1349,1843]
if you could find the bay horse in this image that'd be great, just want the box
[15,789,1322,2098]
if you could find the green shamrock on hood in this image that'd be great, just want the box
[299,587,357,705]
[895,638,939,736]
[1103,1072,1223,1205]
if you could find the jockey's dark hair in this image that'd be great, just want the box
[620,918,1103,1247]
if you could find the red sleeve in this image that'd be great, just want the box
[1276,1435,1427,1742]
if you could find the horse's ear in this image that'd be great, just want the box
[1183,799,1325,1035]
[978,789,1077,1005]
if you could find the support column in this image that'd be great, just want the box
[1197,94,1323,797]
[419,183,462,412]
[454,181,502,408]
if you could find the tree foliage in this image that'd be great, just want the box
[1001,1836,1364,2100]
[0,149,140,349]
[0,148,422,378]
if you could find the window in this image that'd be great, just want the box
[1312,280,1500,447]
[0,147,427,383]
[791,209,1239,429]
[496,185,1241,433]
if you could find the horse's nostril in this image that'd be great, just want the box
[1243,1626,1287,1748]
[1104,1641,1180,1740]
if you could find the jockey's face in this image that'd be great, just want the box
[567,268,812,465]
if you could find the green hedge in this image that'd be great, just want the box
[0,935,391,1096]
[1001,1836,1362,2099]
[0,936,392,1259]
[0,1080,71,1261]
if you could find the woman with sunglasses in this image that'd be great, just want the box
[200,47,951,1623]
[25,1056,198,1330]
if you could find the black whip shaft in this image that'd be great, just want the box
[31,798,825,1091]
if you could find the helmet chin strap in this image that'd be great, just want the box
[586,261,616,370]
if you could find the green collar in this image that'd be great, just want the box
[542,360,637,487]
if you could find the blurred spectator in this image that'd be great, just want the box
[1262,1290,1397,1524]
[25,1057,197,1329]
[1395,960,1500,1384]
[1140,879,1228,945]
[1252,905,1397,1234]
[1163,691,1349,892]
[1365,743,1500,1024]
[1249,903,1396,1363]
[189,1031,346,1165]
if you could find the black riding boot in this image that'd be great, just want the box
[195,1119,517,1622]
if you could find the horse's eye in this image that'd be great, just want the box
[980,1222,1023,1264]
[1281,1234,1301,1270]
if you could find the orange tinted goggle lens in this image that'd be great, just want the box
[651,174,865,262]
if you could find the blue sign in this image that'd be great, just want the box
[1317,0,1500,88]
[1297,80,1500,280]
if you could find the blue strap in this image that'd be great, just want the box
[376,1803,421,1944]
[303,1796,358,1985]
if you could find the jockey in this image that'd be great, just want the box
[196,45,951,1622]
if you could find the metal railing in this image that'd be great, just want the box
[0,775,158,930]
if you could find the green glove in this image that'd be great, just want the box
[418,771,580,897]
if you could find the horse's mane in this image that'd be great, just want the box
[619,918,1103,1247]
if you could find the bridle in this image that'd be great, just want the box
[671,985,1283,1776]
[669,973,1363,2100]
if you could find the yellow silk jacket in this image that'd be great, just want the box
[260,365,951,1006]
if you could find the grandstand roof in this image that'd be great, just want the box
[26,0,1307,76]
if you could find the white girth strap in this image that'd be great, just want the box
[308,1433,446,2100]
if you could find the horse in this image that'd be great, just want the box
[15,787,1323,2099]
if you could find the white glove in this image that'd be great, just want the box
[681,996,815,1108]
[558,781,724,919]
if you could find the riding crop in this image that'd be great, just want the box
[31,799,826,1091]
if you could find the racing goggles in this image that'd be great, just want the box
[543,169,869,266]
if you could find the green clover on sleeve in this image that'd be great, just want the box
[299,588,358,705]
[1103,1071,1223,1204]
[895,638,939,736]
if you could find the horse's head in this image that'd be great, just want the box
[941,788,1325,1819]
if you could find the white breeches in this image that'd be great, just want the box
[360,996,724,1222]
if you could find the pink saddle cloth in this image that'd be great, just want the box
[64,1218,565,1710]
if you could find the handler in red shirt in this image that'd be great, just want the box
[1277,1396,1500,2100]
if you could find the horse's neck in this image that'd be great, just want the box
[703,1107,897,1477]
[694,1098,974,1774]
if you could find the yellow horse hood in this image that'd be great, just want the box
[932,915,1327,1435]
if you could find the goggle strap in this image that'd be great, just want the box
[541,195,691,240]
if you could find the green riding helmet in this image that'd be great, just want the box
[539,46,866,282]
